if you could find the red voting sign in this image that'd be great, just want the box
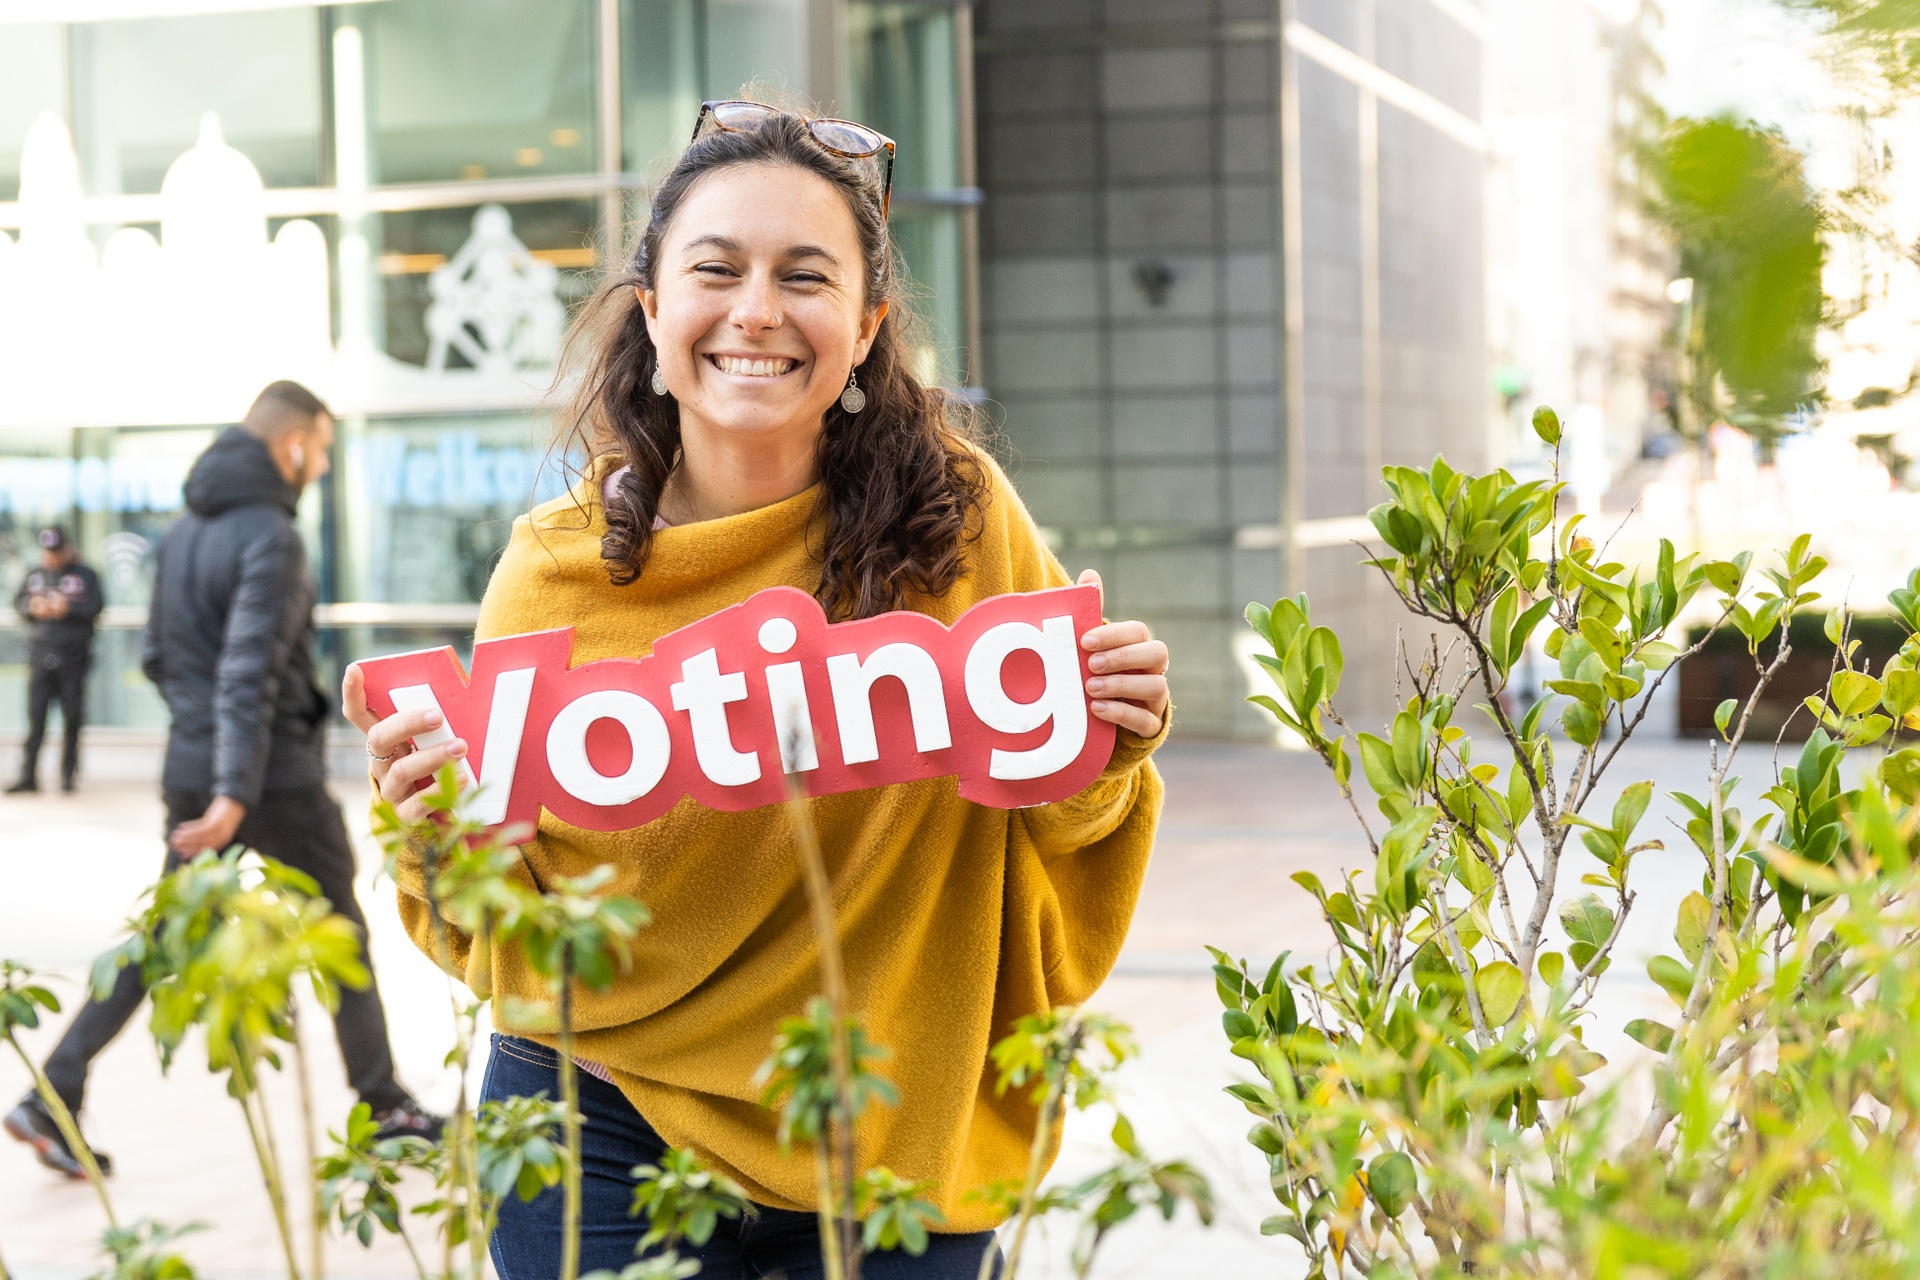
[355,583,1116,830]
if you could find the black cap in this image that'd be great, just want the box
[37,527,68,551]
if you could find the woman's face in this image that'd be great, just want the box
[640,162,886,446]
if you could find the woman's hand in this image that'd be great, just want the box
[342,663,469,824]
[1075,568,1170,739]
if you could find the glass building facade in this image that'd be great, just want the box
[0,0,978,731]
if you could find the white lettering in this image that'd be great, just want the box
[826,643,952,765]
[390,683,477,791]
[469,667,536,825]
[964,616,1086,781]
[670,648,761,787]
[547,689,672,806]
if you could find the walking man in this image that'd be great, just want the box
[5,381,440,1178]
[9,526,103,793]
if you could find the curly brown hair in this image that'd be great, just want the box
[554,109,988,621]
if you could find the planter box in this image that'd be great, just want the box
[1676,613,1906,740]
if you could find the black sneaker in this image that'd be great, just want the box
[5,778,36,794]
[4,1094,112,1179]
[370,1098,444,1145]
[61,777,76,794]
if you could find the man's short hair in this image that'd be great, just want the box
[243,380,331,441]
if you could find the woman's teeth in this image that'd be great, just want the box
[711,355,796,377]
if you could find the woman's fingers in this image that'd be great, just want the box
[1080,619,1149,654]
[1091,697,1163,738]
[379,736,467,806]
[341,664,377,734]
[1085,672,1168,711]
[366,707,442,767]
[1086,638,1169,676]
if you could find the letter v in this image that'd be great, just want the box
[390,667,536,825]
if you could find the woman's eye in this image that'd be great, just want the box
[786,272,827,285]
[693,263,738,277]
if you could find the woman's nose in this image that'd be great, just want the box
[730,273,784,331]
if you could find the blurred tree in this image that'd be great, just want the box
[1652,117,1826,451]
[1780,1,1920,90]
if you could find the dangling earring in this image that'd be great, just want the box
[650,366,668,396]
[840,368,866,414]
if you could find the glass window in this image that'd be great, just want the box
[0,425,214,733]
[354,0,597,185]
[0,23,65,203]
[334,414,573,605]
[373,199,599,368]
[66,9,322,194]
[623,0,702,175]
[888,208,964,388]
[847,3,959,193]
[702,0,805,102]
[849,3,967,388]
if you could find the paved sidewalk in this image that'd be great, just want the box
[0,725,1737,1279]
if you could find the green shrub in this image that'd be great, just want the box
[1229,412,1920,1276]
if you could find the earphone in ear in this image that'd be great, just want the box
[289,442,305,474]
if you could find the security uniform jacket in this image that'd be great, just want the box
[144,427,329,806]
[14,561,103,668]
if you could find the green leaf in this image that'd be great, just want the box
[1674,892,1711,965]
[1260,1214,1311,1244]
[1624,1019,1674,1053]
[1367,1149,1419,1219]
[1510,598,1555,669]
[1714,698,1737,738]
[1562,701,1601,747]
[1326,893,1362,930]
[1474,961,1525,1026]
[1638,639,1681,670]
[1307,627,1344,701]
[1832,669,1884,717]
[1531,405,1562,447]
[1611,780,1653,841]
[1884,670,1920,718]
[1647,955,1694,1006]
[1537,952,1565,987]
[1559,893,1614,949]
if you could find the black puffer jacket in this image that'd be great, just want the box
[144,427,328,805]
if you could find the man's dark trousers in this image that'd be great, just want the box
[42,786,410,1116]
[21,651,88,785]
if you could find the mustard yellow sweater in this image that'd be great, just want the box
[393,454,1165,1232]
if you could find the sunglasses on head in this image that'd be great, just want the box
[692,100,897,217]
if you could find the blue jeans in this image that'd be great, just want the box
[482,1035,1003,1279]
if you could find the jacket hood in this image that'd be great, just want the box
[184,426,299,518]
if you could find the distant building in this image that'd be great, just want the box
[0,1,972,733]
[976,0,1488,731]
[1484,0,1673,501]
[2,0,1508,738]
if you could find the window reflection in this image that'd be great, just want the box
[0,24,64,202]
[335,415,573,605]
[375,200,599,368]
[703,0,805,102]
[622,0,698,175]
[355,0,597,184]
[848,3,959,194]
[66,9,322,194]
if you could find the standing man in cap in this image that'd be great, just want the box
[9,526,103,793]
[5,381,439,1180]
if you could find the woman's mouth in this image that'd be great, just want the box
[707,354,799,377]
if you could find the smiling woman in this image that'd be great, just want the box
[343,98,1173,1280]
[562,106,968,623]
